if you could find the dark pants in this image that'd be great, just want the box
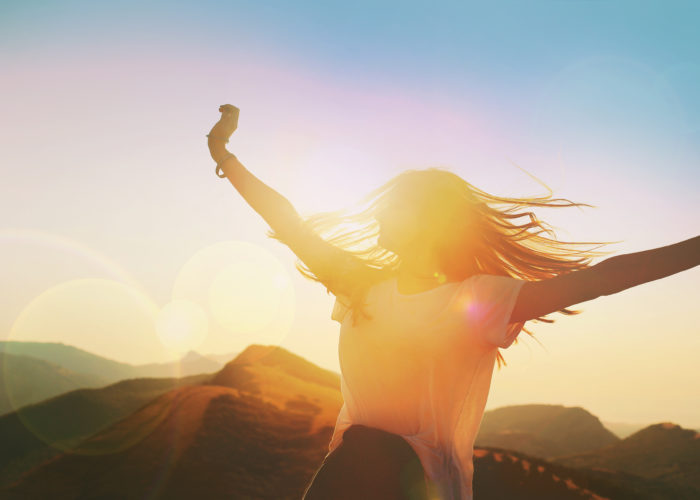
[302,425,430,500]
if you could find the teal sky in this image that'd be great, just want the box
[1,1,699,427]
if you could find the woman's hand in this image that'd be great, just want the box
[210,104,239,139]
[208,104,240,162]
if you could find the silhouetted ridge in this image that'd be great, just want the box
[476,404,619,459]
[2,343,697,499]
[3,380,339,498]
[0,341,225,382]
[211,344,340,391]
[474,446,699,499]
[0,341,134,382]
[555,422,700,492]
[625,422,698,444]
[0,373,209,488]
[0,353,106,416]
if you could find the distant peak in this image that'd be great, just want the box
[231,344,287,365]
[645,422,682,431]
[624,421,697,442]
[212,344,340,391]
[180,350,204,362]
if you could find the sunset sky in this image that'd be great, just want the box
[1,1,699,428]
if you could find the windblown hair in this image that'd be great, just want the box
[268,166,619,368]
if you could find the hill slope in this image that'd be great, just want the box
[0,341,224,385]
[0,353,107,416]
[3,344,343,499]
[473,446,698,500]
[4,344,696,499]
[134,350,223,378]
[0,341,136,382]
[556,422,700,491]
[475,404,620,459]
[0,373,209,488]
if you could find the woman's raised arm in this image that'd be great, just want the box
[207,105,382,298]
[207,105,301,241]
[510,234,700,324]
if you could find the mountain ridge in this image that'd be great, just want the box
[0,341,224,383]
[476,403,620,459]
[555,421,700,491]
[2,342,698,498]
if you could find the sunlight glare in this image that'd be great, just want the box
[208,259,287,334]
[155,299,208,355]
[172,241,295,350]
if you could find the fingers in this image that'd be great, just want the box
[219,104,238,115]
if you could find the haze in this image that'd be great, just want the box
[1,1,698,428]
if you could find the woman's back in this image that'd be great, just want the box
[329,274,526,500]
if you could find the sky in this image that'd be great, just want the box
[1,0,699,427]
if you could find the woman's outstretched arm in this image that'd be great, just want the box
[207,105,301,239]
[212,146,303,242]
[207,105,382,298]
[510,234,700,324]
[596,234,700,296]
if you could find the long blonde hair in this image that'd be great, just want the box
[268,166,619,367]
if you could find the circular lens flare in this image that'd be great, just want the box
[172,240,295,351]
[156,299,208,355]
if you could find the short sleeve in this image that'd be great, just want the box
[457,274,526,349]
[331,294,351,323]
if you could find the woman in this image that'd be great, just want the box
[207,104,699,500]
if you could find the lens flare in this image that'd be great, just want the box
[156,299,208,355]
[172,240,295,351]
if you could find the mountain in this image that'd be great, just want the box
[201,350,240,365]
[0,373,209,488]
[555,422,700,492]
[473,446,699,500]
[134,350,223,378]
[210,343,340,391]
[0,353,108,416]
[475,404,620,459]
[0,341,224,384]
[0,341,135,383]
[4,344,695,499]
[3,384,336,500]
[3,344,343,499]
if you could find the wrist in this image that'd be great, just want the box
[214,152,238,178]
[208,141,230,162]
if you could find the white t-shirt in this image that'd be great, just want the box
[328,273,526,500]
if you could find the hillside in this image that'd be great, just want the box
[4,384,334,499]
[555,422,700,491]
[133,350,223,378]
[3,344,344,499]
[0,341,224,384]
[0,373,209,488]
[4,344,697,499]
[202,350,240,365]
[473,446,698,499]
[0,353,108,416]
[475,404,620,459]
[0,341,137,382]
[213,344,339,390]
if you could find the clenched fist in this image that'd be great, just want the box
[208,104,240,144]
